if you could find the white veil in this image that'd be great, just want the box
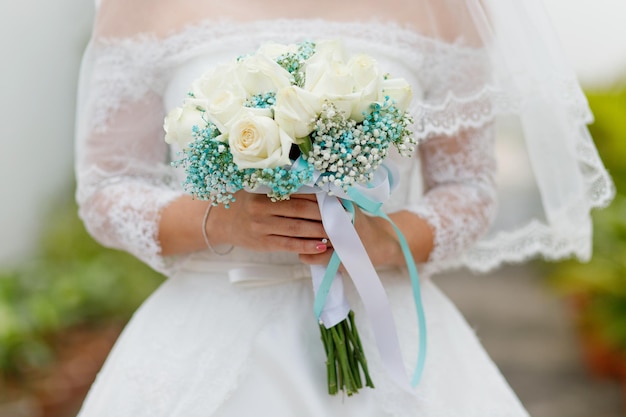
[78,0,613,274]
[451,0,613,271]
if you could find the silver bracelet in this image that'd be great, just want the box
[202,203,234,256]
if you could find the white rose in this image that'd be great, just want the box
[228,113,293,169]
[344,54,382,121]
[304,57,355,97]
[324,93,360,120]
[189,65,247,132]
[235,54,294,96]
[303,59,358,119]
[204,88,246,132]
[164,99,211,149]
[191,62,241,99]
[303,41,350,94]
[307,40,348,64]
[257,42,299,60]
[379,78,413,112]
[309,60,355,96]
[242,106,273,119]
[304,45,386,121]
[274,86,323,142]
[348,54,380,90]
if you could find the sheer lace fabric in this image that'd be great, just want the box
[76,18,499,274]
[77,0,614,277]
[411,127,498,264]
[76,5,612,275]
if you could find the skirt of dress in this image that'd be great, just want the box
[76,256,530,417]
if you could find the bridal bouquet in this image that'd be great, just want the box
[164,40,418,395]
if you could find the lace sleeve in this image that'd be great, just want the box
[399,37,498,268]
[410,126,497,266]
[75,42,184,274]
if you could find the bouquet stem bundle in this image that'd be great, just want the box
[319,311,374,395]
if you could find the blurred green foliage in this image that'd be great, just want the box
[586,88,626,192]
[549,85,626,351]
[0,194,164,378]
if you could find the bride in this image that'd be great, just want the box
[74,0,612,415]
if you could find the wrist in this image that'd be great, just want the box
[386,211,434,264]
[376,216,406,267]
[361,215,403,267]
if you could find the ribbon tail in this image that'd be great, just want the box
[346,186,428,387]
[316,192,415,394]
[379,213,427,387]
[311,259,350,328]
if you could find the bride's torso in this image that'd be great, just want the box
[94,0,462,41]
[88,2,490,266]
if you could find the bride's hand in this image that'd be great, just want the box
[298,206,434,268]
[209,191,330,254]
[298,206,401,268]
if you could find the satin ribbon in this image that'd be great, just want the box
[312,161,427,391]
[229,263,311,287]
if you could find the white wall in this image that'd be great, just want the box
[0,1,94,266]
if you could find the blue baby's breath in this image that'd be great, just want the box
[173,121,245,206]
[275,41,316,87]
[244,92,276,109]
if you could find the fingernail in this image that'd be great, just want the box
[316,243,327,252]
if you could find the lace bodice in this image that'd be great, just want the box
[75,19,498,274]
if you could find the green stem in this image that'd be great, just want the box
[318,311,375,396]
[320,324,337,395]
[349,311,375,388]
[331,325,356,395]
[342,320,363,390]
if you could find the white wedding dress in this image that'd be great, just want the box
[74,3,612,415]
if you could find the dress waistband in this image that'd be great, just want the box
[181,257,402,287]
[181,258,312,287]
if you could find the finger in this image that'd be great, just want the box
[265,236,329,255]
[289,194,318,201]
[243,193,322,221]
[299,251,333,265]
[266,217,328,239]
[270,198,323,221]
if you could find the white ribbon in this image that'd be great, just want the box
[313,163,417,393]
[229,263,311,287]
[310,265,350,328]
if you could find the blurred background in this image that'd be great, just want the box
[0,1,624,416]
